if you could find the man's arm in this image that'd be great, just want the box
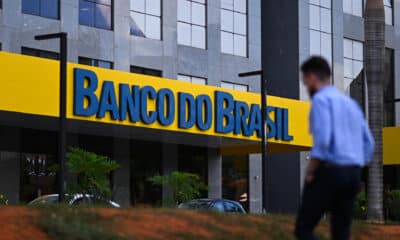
[307,97,331,183]
[362,120,375,164]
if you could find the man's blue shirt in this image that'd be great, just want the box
[310,86,375,166]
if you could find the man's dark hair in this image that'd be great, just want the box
[301,56,331,81]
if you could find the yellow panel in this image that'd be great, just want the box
[383,127,400,165]
[0,52,312,150]
[0,52,59,117]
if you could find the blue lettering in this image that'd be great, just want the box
[282,108,293,141]
[97,81,120,120]
[266,106,276,139]
[234,101,250,136]
[157,89,175,126]
[74,68,99,116]
[119,84,140,122]
[248,104,262,137]
[215,91,235,133]
[178,93,196,129]
[140,86,157,124]
[275,107,283,140]
[196,95,212,131]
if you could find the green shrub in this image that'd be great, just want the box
[385,189,400,221]
[67,147,120,199]
[0,194,8,205]
[354,191,367,219]
[148,171,207,205]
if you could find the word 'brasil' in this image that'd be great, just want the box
[73,68,293,141]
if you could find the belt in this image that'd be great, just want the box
[320,161,361,169]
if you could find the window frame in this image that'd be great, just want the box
[131,65,163,77]
[21,47,60,60]
[220,81,248,91]
[177,74,207,85]
[79,0,114,31]
[130,0,163,40]
[177,0,208,49]
[78,56,114,69]
[220,0,248,57]
[21,0,61,20]
[384,0,394,26]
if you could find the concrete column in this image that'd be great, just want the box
[162,143,178,205]
[0,152,20,204]
[207,148,222,198]
[112,138,131,207]
[113,0,130,71]
[249,153,262,213]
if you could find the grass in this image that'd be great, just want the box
[34,205,126,240]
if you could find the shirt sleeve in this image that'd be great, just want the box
[362,120,375,164]
[310,97,332,160]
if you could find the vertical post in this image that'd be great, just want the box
[260,72,267,213]
[58,33,67,202]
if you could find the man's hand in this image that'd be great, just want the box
[305,158,320,184]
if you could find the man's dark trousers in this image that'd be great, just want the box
[295,163,361,240]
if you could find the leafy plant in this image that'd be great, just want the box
[354,191,367,219]
[0,194,8,205]
[148,171,207,205]
[67,148,119,199]
[385,189,400,221]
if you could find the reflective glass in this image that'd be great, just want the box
[192,77,206,85]
[234,34,246,57]
[385,6,393,25]
[221,31,234,54]
[309,0,319,5]
[192,2,205,26]
[309,5,320,31]
[130,11,146,37]
[320,32,332,63]
[178,75,191,82]
[320,0,331,8]
[22,0,40,16]
[192,25,206,48]
[95,3,112,29]
[178,0,191,22]
[320,8,331,33]
[146,0,161,16]
[309,30,321,55]
[131,0,145,12]
[234,0,246,13]
[79,0,95,27]
[234,12,246,35]
[352,0,362,17]
[221,0,234,10]
[40,0,59,19]
[235,84,248,91]
[221,9,233,32]
[221,82,234,89]
[178,22,191,46]
[146,15,161,39]
[353,60,363,78]
[343,39,353,58]
[343,0,352,14]
[353,41,363,61]
[344,58,353,78]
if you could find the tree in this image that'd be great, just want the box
[67,148,120,199]
[365,0,385,222]
[148,171,207,205]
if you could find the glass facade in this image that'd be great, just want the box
[344,38,364,92]
[22,0,59,19]
[130,0,162,40]
[309,0,332,64]
[78,56,113,69]
[221,81,248,91]
[21,47,59,60]
[131,66,162,77]
[177,0,207,49]
[222,155,248,210]
[343,0,363,17]
[79,0,113,30]
[220,0,247,57]
[384,48,395,127]
[384,0,393,25]
[178,74,207,85]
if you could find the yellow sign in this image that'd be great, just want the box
[0,52,312,151]
[383,127,400,165]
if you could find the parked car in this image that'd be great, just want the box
[178,199,246,213]
[28,194,120,208]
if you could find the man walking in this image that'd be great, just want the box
[295,56,375,240]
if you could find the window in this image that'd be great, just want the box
[384,0,393,25]
[309,0,332,64]
[343,0,363,17]
[177,0,206,49]
[131,66,162,77]
[384,48,395,126]
[178,74,207,85]
[344,39,363,91]
[79,0,113,30]
[221,81,248,91]
[222,155,248,210]
[221,0,247,57]
[78,56,113,69]
[22,0,59,19]
[21,47,59,60]
[130,0,162,40]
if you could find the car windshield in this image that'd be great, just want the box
[179,200,212,210]
[29,195,59,205]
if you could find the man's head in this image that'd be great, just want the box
[301,56,331,97]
